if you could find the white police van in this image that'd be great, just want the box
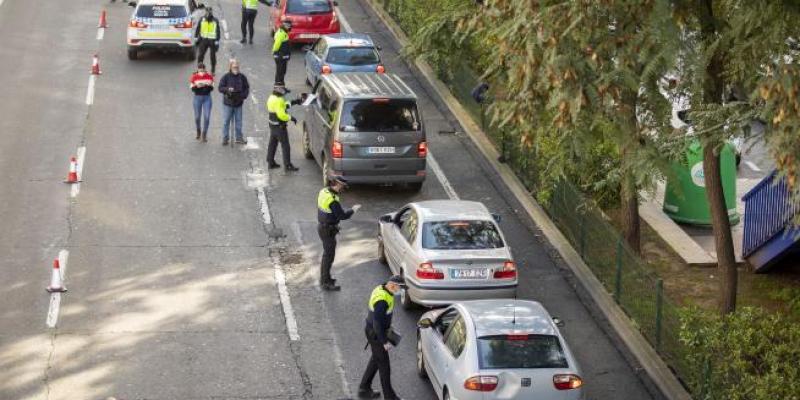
[126,0,202,60]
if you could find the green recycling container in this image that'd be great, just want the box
[663,140,740,226]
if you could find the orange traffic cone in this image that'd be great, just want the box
[46,259,67,293]
[65,157,81,183]
[91,54,102,75]
[98,9,108,28]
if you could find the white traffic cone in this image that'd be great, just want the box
[46,259,67,293]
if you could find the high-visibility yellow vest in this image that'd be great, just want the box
[200,19,218,39]
[272,28,290,55]
[267,94,290,124]
[317,188,339,213]
[368,285,395,314]
[242,0,259,9]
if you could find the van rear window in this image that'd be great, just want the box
[340,99,420,132]
[136,5,188,18]
[287,0,332,14]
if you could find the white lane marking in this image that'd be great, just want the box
[274,264,300,341]
[96,28,105,41]
[85,75,96,105]
[71,146,86,198]
[46,250,69,328]
[745,160,762,172]
[335,7,352,33]
[334,5,459,201]
[257,187,272,225]
[427,153,459,200]
[220,19,230,40]
[251,93,258,106]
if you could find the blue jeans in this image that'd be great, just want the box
[222,104,243,141]
[193,95,212,134]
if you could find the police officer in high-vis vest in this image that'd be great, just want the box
[317,177,361,291]
[195,8,221,73]
[272,20,292,85]
[358,275,405,400]
[240,0,265,44]
[266,85,302,171]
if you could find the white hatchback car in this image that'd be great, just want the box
[126,0,200,60]
[377,200,517,309]
[417,300,585,400]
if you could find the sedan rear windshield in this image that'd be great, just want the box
[136,5,188,18]
[421,221,504,250]
[326,47,380,66]
[340,99,420,132]
[478,334,568,369]
[287,0,332,14]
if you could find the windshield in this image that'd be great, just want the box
[136,5,188,18]
[287,0,332,14]
[478,335,568,369]
[421,220,504,250]
[340,99,420,132]
[326,47,380,66]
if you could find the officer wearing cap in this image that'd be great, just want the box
[266,84,302,171]
[272,19,292,85]
[357,275,405,400]
[317,176,361,291]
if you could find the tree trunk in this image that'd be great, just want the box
[621,171,641,254]
[702,145,738,314]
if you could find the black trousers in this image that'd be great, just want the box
[317,223,338,284]
[196,40,217,72]
[359,327,397,399]
[241,9,257,40]
[274,57,288,85]
[267,124,291,167]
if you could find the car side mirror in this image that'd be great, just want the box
[379,215,393,223]
[492,213,502,223]
[197,2,205,8]
[552,317,565,327]
[376,45,383,51]
[417,318,433,329]
[128,1,137,6]
[333,0,339,5]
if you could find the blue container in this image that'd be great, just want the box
[742,171,800,272]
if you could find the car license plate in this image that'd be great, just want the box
[298,33,320,39]
[149,24,172,31]
[368,147,395,154]
[450,268,490,279]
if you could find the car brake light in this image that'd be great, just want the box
[507,334,529,340]
[493,261,517,279]
[332,141,343,158]
[553,374,583,390]
[372,98,390,104]
[464,376,498,392]
[174,20,192,28]
[322,65,332,74]
[377,65,386,73]
[416,262,444,280]
[129,19,148,28]
[417,141,427,158]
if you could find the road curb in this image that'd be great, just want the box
[360,1,693,399]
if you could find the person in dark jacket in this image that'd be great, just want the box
[358,275,405,400]
[195,8,221,74]
[218,59,250,145]
[317,177,361,290]
[190,63,214,142]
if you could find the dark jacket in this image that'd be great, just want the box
[218,72,250,107]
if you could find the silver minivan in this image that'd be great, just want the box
[302,73,427,190]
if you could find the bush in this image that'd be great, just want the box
[679,307,800,400]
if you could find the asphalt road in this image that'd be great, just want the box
[0,0,658,399]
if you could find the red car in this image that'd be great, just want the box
[270,0,340,43]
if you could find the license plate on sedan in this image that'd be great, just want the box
[368,146,395,154]
[298,33,321,39]
[450,268,490,279]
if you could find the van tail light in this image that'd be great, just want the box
[332,141,343,158]
[493,261,517,279]
[376,65,386,73]
[321,65,332,74]
[129,19,148,28]
[464,376,498,392]
[416,262,444,280]
[417,141,427,158]
[174,20,192,28]
[553,374,583,390]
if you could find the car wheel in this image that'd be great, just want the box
[306,75,312,86]
[736,153,742,168]
[378,236,388,265]
[443,388,450,400]
[127,48,138,60]
[416,332,428,379]
[407,182,423,192]
[302,125,314,159]
[322,156,331,186]
[400,276,415,310]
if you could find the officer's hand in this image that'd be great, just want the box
[383,343,392,351]
[291,116,298,124]
[214,41,220,47]
[352,204,362,213]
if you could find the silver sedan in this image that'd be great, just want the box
[377,200,517,308]
[416,300,585,400]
